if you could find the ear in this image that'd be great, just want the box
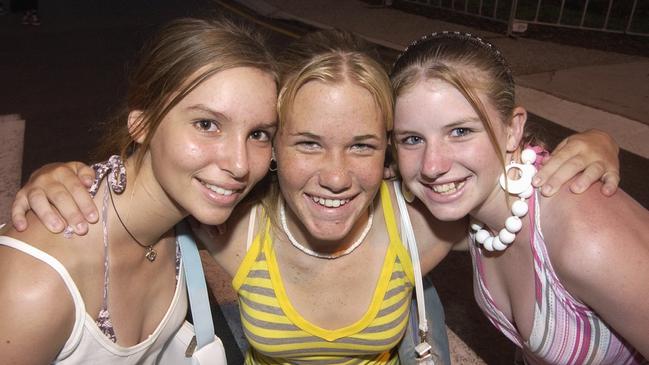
[506,106,527,152]
[127,110,147,144]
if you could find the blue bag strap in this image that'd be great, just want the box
[176,220,215,350]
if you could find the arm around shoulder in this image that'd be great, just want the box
[545,187,649,359]
[405,198,468,274]
[190,203,257,277]
[0,245,76,364]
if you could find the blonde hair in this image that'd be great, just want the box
[96,17,278,170]
[262,29,393,223]
[277,29,393,132]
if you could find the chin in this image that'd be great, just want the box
[307,219,355,242]
[191,208,233,226]
[422,202,468,222]
[307,224,345,241]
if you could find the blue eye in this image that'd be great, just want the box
[400,135,423,145]
[450,128,471,137]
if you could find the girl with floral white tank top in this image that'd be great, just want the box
[0,17,279,364]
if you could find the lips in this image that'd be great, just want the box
[198,179,242,196]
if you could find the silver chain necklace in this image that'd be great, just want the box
[279,198,373,260]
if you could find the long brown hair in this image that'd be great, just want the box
[96,17,279,171]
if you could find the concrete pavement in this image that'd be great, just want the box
[234,0,649,159]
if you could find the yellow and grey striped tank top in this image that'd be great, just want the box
[232,182,415,364]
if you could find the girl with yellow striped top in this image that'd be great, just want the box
[212,29,463,364]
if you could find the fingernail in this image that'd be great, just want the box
[82,176,93,186]
[51,219,64,231]
[542,184,553,195]
[87,212,98,222]
[76,223,87,233]
[532,176,542,186]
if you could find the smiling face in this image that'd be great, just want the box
[394,79,512,221]
[275,79,387,243]
[143,66,277,225]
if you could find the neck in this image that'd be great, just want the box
[280,196,374,257]
[105,156,186,247]
[472,189,514,234]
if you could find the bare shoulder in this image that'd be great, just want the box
[0,239,76,363]
[0,234,77,315]
[387,181,467,273]
[541,185,649,356]
[541,184,649,298]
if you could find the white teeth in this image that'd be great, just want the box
[202,182,236,196]
[431,181,465,194]
[312,196,349,207]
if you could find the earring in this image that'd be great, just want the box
[472,148,538,252]
[269,148,277,172]
[401,181,415,203]
[498,149,537,196]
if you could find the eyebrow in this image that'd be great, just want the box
[352,134,382,142]
[256,121,278,130]
[185,104,228,121]
[186,104,277,129]
[393,117,482,133]
[446,117,483,127]
[289,132,381,141]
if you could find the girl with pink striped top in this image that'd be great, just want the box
[391,32,649,364]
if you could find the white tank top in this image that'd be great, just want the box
[0,235,188,364]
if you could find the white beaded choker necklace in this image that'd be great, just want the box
[471,148,538,252]
[279,198,374,259]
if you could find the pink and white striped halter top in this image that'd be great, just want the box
[469,190,646,365]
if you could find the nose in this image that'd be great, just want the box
[319,150,352,193]
[220,136,250,180]
[420,142,452,181]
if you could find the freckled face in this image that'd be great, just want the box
[394,79,508,221]
[275,80,387,242]
[146,67,277,225]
